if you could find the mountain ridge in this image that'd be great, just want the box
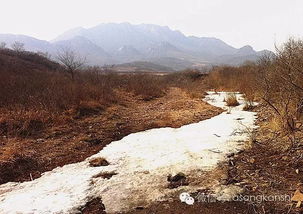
[0,23,271,70]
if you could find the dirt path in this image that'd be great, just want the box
[0,92,257,214]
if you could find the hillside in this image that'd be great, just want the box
[0,48,61,73]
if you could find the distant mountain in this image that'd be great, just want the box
[0,23,272,70]
[186,36,236,56]
[53,36,113,65]
[115,45,143,62]
[216,45,271,65]
[145,41,186,58]
[0,34,54,53]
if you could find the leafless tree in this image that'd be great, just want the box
[56,48,86,80]
[258,38,303,135]
[37,51,52,60]
[0,42,6,49]
[11,41,25,52]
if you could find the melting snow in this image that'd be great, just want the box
[0,92,257,213]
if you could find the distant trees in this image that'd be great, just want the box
[37,51,52,60]
[57,48,86,80]
[11,41,25,52]
[0,42,6,49]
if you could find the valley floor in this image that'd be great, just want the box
[1,89,302,214]
[0,87,221,184]
[0,91,257,214]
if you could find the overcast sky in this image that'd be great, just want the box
[1,0,302,51]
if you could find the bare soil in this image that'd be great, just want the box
[225,103,303,213]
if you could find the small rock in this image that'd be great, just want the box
[135,207,144,210]
[168,172,186,182]
[236,118,244,120]
[89,158,109,167]
[93,172,117,179]
[167,172,189,189]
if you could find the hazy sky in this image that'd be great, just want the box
[1,0,302,50]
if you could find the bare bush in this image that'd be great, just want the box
[0,42,6,49]
[163,70,207,98]
[206,37,303,141]
[0,47,210,137]
[57,48,86,80]
[206,63,259,101]
[258,38,303,133]
[37,51,51,59]
[11,41,25,52]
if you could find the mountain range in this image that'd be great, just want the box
[0,23,271,71]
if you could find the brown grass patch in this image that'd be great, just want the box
[243,101,255,111]
[225,93,239,106]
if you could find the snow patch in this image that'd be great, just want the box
[0,92,257,214]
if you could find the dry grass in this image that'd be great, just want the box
[0,49,207,138]
[265,117,281,133]
[243,101,255,111]
[205,38,303,142]
[0,85,222,184]
[163,69,208,98]
[206,63,258,102]
[225,93,239,106]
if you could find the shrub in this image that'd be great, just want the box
[0,49,208,137]
[205,37,303,142]
[258,38,303,133]
[225,93,239,106]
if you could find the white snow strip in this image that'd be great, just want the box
[0,92,257,214]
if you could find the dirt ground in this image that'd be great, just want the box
[0,87,222,184]
[225,103,303,214]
